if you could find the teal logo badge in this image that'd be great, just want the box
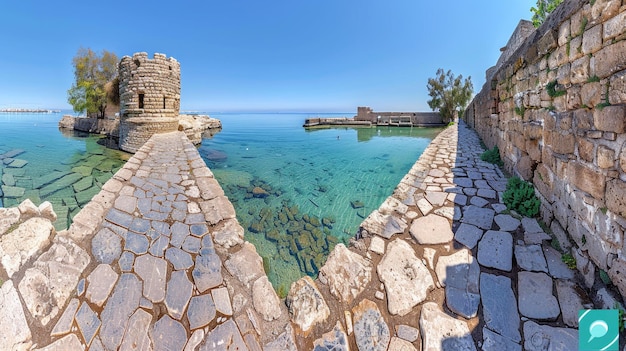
[578,309,619,350]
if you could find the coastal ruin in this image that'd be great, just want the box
[59,52,221,152]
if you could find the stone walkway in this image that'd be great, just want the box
[0,123,623,350]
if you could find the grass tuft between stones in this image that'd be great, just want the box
[503,177,540,218]
[480,146,504,167]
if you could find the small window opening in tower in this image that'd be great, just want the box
[163,97,166,109]
[139,94,145,109]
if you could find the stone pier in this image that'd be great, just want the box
[0,123,622,350]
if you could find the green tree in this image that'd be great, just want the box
[67,48,118,118]
[530,0,564,27]
[426,68,474,123]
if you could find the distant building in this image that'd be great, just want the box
[355,107,442,126]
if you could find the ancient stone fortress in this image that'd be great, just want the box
[465,0,626,297]
[59,52,221,151]
[118,52,182,153]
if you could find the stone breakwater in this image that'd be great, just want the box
[0,123,622,350]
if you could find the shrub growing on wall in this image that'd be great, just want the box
[480,146,504,167]
[503,177,541,217]
[530,0,565,27]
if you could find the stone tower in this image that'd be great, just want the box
[118,52,181,153]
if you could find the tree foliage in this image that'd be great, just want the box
[530,0,565,27]
[67,48,118,117]
[426,68,473,123]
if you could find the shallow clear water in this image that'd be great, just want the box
[0,112,129,229]
[199,113,443,293]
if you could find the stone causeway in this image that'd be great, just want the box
[0,122,623,350]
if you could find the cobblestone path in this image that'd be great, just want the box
[1,124,622,350]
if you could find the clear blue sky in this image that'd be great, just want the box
[0,1,536,113]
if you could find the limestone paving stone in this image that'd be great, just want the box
[313,322,349,351]
[425,191,448,206]
[396,324,419,343]
[477,188,497,199]
[166,247,194,270]
[118,251,135,272]
[18,236,90,326]
[494,214,521,231]
[543,246,575,279]
[416,197,434,215]
[185,330,205,351]
[125,232,150,255]
[134,254,168,303]
[0,216,53,278]
[119,308,153,351]
[477,230,513,271]
[100,273,143,350]
[37,333,83,351]
[149,235,170,257]
[454,223,484,249]
[212,287,233,316]
[514,244,548,272]
[193,252,223,292]
[410,214,454,244]
[151,315,188,351]
[388,337,417,351]
[182,235,201,254]
[555,279,584,327]
[461,205,495,230]
[522,321,577,351]
[480,273,521,343]
[129,217,151,234]
[211,218,244,248]
[369,235,385,255]
[435,249,480,318]
[199,319,247,351]
[92,227,122,264]
[286,276,330,332]
[518,271,560,320]
[224,242,264,289]
[86,264,119,307]
[481,327,521,351]
[377,239,434,316]
[252,276,281,321]
[318,244,372,303]
[188,293,216,329]
[0,280,32,349]
[170,221,190,248]
[352,299,390,351]
[51,298,79,337]
[469,196,489,208]
[419,302,476,351]
[105,208,134,228]
[165,270,194,320]
[75,301,101,346]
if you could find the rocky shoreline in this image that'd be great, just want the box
[59,114,222,146]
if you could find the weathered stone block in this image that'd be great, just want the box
[569,36,583,62]
[580,82,604,107]
[551,132,575,154]
[593,105,626,133]
[607,258,626,298]
[597,145,615,168]
[570,8,585,36]
[591,0,621,23]
[606,179,626,218]
[538,30,558,56]
[577,137,595,162]
[568,161,605,199]
[570,56,589,84]
[603,11,626,40]
[567,86,582,110]
[593,40,626,79]
[582,24,603,55]
[609,70,626,105]
[516,155,535,181]
[558,19,570,46]
[557,63,571,85]
[548,46,568,70]
[534,164,555,200]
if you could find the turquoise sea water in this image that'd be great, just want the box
[0,112,128,229]
[0,111,441,292]
[199,113,442,293]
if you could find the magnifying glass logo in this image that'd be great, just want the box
[588,320,609,342]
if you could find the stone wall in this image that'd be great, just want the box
[118,52,181,153]
[464,0,626,297]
